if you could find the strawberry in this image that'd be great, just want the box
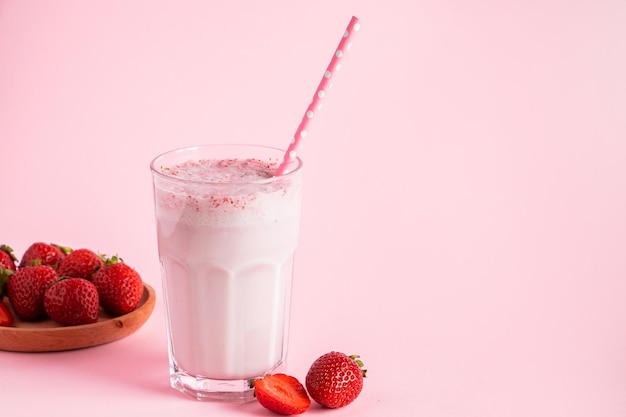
[0,302,13,326]
[92,256,143,316]
[0,245,17,272]
[305,351,367,409]
[0,270,11,302]
[57,248,104,280]
[0,245,17,301]
[7,264,58,320]
[254,374,311,415]
[44,277,99,326]
[19,242,70,270]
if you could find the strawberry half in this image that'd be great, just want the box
[254,374,311,415]
[305,351,367,409]
[44,277,100,326]
[57,248,104,280]
[92,256,143,316]
[0,302,13,327]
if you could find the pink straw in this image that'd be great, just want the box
[274,16,361,176]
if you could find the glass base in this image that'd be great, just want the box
[169,361,287,402]
[171,372,256,402]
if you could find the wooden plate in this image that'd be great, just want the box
[0,283,156,352]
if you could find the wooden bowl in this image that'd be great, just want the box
[0,283,156,352]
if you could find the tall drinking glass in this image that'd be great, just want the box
[150,144,303,401]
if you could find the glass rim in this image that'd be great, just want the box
[150,144,303,186]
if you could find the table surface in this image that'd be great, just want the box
[1,1,626,416]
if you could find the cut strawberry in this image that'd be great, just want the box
[0,302,13,327]
[254,374,310,415]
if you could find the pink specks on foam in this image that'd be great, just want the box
[157,158,282,213]
[160,158,277,183]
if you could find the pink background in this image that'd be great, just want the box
[1,1,625,416]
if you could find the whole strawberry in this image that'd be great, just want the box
[19,242,70,270]
[92,256,143,316]
[7,265,58,320]
[57,248,104,280]
[305,351,367,409]
[254,374,310,415]
[0,245,17,301]
[0,245,17,272]
[44,278,100,326]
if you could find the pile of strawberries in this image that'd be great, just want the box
[0,242,143,327]
[254,351,368,415]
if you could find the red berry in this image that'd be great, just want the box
[57,248,103,280]
[44,278,100,326]
[305,351,367,408]
[19,242,70,270]
[0,245,17,272]
[7,265,58,320]
[92,257,143,316]
[0,302,13,327]
[254,374,311,415]
[0,245,17,300]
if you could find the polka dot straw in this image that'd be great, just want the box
[274,16,361,176]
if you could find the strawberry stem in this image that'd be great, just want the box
[349,354,368,378]
[99,254,124,267]
[0,269,14,299]
[0,245,18,263]
[248,378,257,390]
[51,243,73,256]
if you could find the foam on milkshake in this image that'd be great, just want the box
[154,158,301,228]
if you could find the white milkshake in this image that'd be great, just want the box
[151,145,303,401]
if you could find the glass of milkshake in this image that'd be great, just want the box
[150,144,303,401]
